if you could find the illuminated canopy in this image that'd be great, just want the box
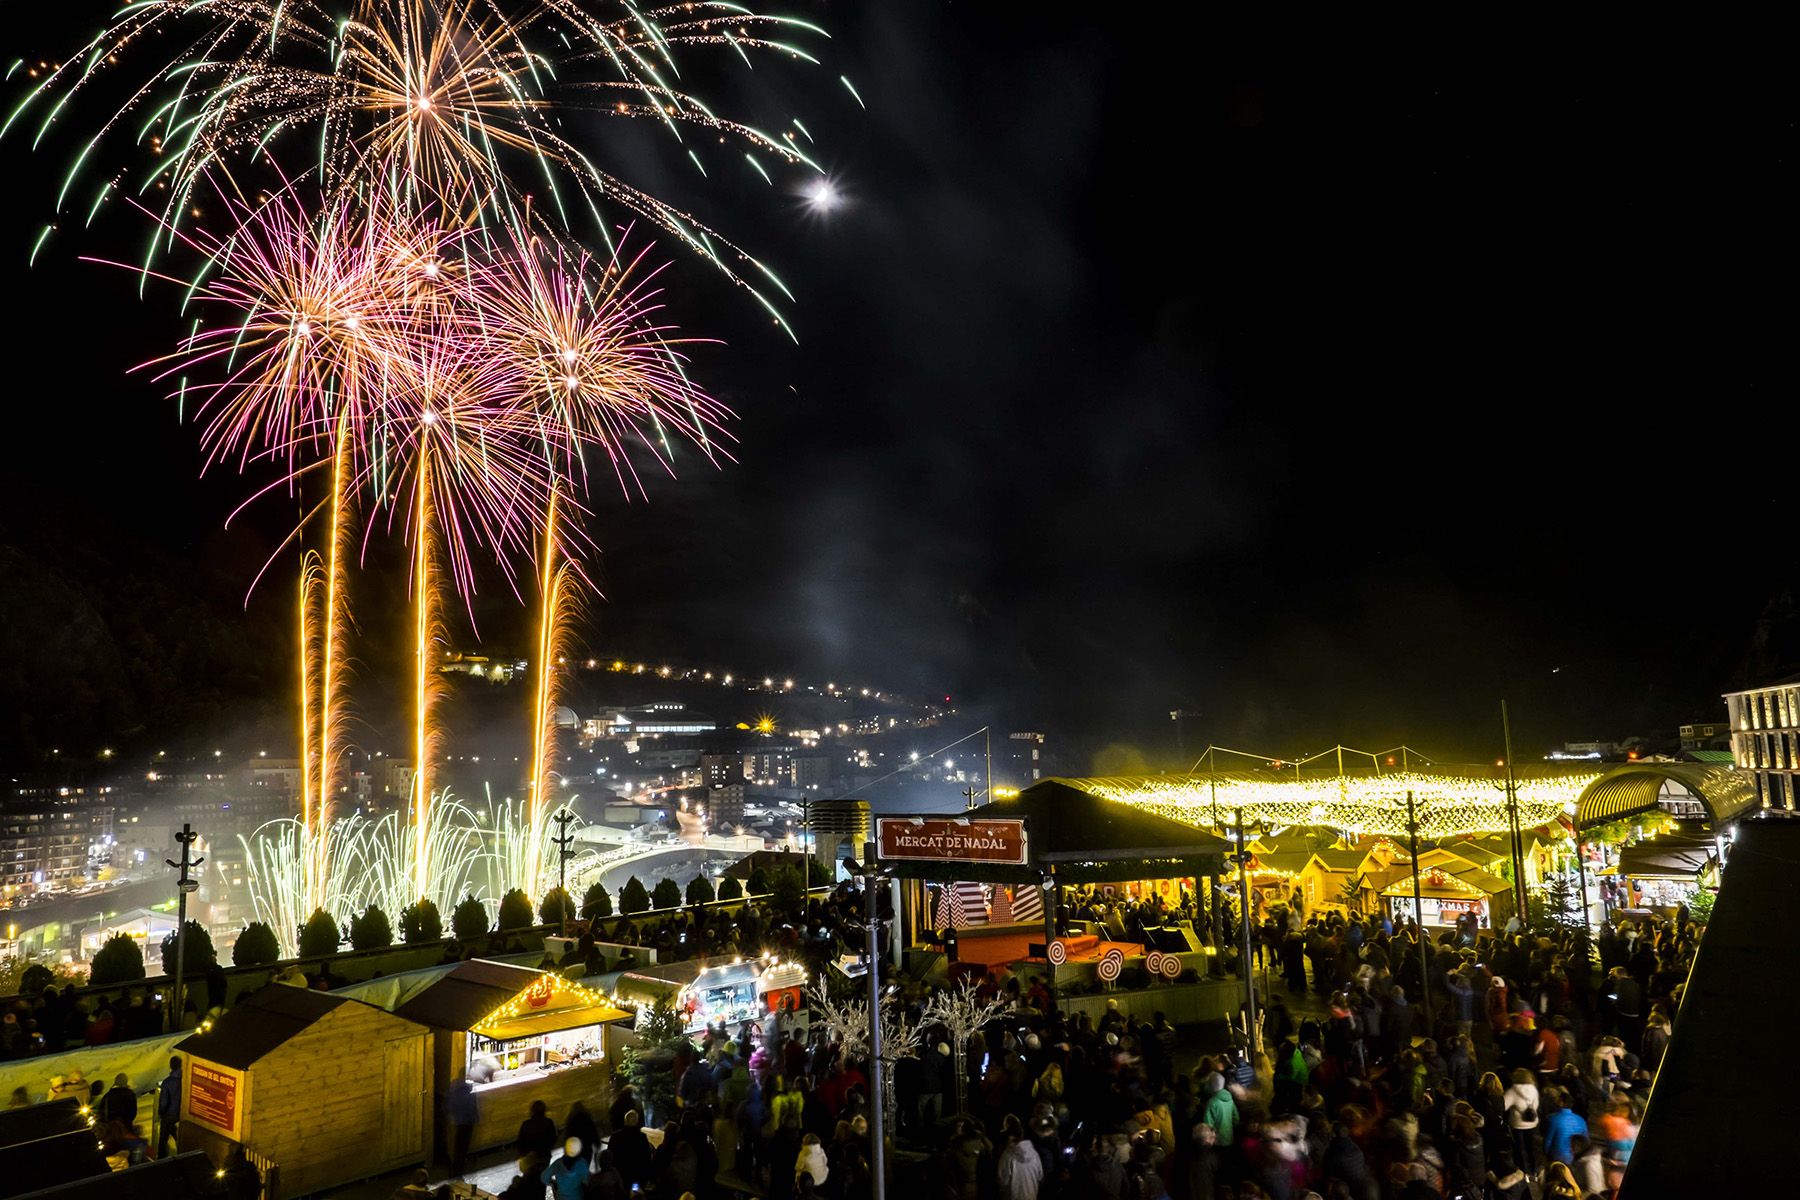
[1068,766,1598,840]
[1573,763,1756,831]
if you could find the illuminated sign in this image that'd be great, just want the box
[876,818,1027,865]
[185,1060,243,1139]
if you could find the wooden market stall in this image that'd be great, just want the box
[612,954,810,1036]
[175,985,432,1197]
[393,960,633,1163]
[1370,862,1513,929]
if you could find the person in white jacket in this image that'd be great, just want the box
[996,1115,1043,1200]
[1503,1068,1542,1177]
[795,1133,829,1189]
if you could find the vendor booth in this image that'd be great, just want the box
[1607,832,1718,911]
[394,960,633,1163]
[613,955,809,1035]
[883,781,1232,1016]
[1372,863,1512,929]
[175,985,432,1197]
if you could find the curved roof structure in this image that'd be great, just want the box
[1070,765,1596,839]
[1573,762,1756,831]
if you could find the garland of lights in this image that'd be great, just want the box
[1078,770,1593,839]
[472,973,635,1035]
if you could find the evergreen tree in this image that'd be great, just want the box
[619,876,650,915]
[90,933,146,985]
[232,922,282,967]
[452,895,490,941]
[717,877,743,902]
[161,920,218,975]
[747,866,772,895]
[299,908,341,957]
[539,887,574,927]
[581,881,612,921]
[350,905,394,951]
[497,888,534,930]
[769,865,805,915]
[399,899,443,945]
[685,875,716,907]
[652,878,683,910]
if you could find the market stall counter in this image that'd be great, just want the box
[394,959,634,1163]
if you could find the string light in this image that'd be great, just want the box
[1078,769,1595,839]
[471,972,634,1035]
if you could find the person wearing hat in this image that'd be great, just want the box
[610,1107,652,1187]
[1200,1071,1237,1148]
[996,1113,1043,1200]
[541,1135,592,1199]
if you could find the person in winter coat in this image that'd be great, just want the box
[945,1118,992,1200]
[541,1138,591,1200]
[997,1115,1044,1200]
[564,1102,599,1166]
[100,1074,137,1128]
[610,1109,654,1187]
[1199,1072,1236,1147]
[1502,1068,1542,1176]
[515,1100,558,1175]
[1445,1113,1486,1200]
[794,1133,829,1189]
[1541,1089,1588,1166]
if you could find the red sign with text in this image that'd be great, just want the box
[186,1061,241,1138]
[876,817,1027,865]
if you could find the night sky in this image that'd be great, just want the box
[1,8,1793,770]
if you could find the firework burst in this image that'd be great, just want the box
[12,0,837,332]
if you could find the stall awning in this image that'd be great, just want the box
[177,985,356,1069]
[477,1000,632,1043]
[1574,763,1756,831]
[1617,834,1717,879]
[395,959,554,1031]
[883,780,1230,883]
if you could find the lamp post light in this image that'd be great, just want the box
[849,841,890,1200]
[166,824,202,1033]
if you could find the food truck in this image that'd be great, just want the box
[612,954,809,1035]
[395,960,634,1160]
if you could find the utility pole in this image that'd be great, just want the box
[852,841,889,1200]
[551,809,576,935]
[1234,809,1257,1047]
[1501,701,1528,927]
[1405,791,1432,1028]
[166,824,203,1034]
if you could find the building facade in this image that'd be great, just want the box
[1725,676,1800,811]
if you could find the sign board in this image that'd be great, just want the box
[1388,895,1486,927]
[876,817,1027,866]
[184,1059,245,1139]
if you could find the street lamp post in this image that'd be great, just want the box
[551,809,576,936]
[166,823,202,1033]
[852,841,890,1200]
[1404,791,1433,1028]
[1233,808,1257,1046]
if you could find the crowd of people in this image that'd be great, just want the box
[454,888,1689,1200]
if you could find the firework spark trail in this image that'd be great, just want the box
[12,1,840,332]
[317,410,356,881]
